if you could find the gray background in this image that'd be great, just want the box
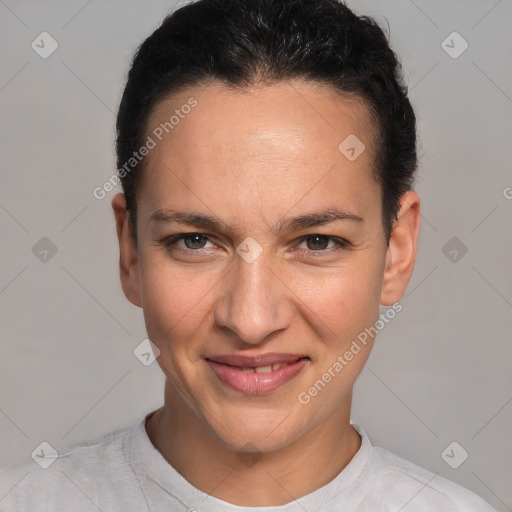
[0,0,511,510]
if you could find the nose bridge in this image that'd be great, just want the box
[215,253,292,344]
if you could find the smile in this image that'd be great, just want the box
[205,353,310,395]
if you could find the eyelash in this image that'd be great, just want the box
[160,233,350,255]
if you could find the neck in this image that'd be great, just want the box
[145,379,361,507]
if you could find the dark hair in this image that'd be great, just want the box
[115,0,417,244]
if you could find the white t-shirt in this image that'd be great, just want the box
[0,411,497,511]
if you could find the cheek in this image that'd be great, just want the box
[294,258,383,335]
[138,257,217,356]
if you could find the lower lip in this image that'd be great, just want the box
[206,358,309,395]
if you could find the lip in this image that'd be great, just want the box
[207,352,308,368]
[205,353,310,395]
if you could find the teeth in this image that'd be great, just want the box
[236,363,290,373]
[254,365,273,374]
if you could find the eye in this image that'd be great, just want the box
[297,235,349,252]
[163,233,215,251]
[160,233,350,256]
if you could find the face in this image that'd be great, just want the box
[113,80,419,453]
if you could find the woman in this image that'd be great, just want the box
[0,0,497,510]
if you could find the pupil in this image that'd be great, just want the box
[186,234,206,249]
[308,235,328,250]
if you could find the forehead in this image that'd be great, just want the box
[147,79,375,158]
[139,80,380,227]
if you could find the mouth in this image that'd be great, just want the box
[205,353,310,395]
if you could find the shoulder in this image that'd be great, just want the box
[0,422,143,512]
[366,443,497,512]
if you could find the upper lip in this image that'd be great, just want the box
[206,353,308,368]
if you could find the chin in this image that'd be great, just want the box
[203,405,304,453]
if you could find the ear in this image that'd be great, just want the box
[380,190,421,306]
[111,193,142,308]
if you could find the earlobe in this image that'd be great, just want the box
[111,193,142,308]
[380,190,421,306]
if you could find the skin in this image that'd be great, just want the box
[111,79,420,507]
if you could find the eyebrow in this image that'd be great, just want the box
[150,208,363,234]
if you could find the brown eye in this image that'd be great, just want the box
[181,233,209,249]
[305,235,331,251]
[296,235,349,253]
[162,233,214,251]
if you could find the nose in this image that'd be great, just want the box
[213,252,294,345]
